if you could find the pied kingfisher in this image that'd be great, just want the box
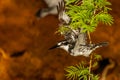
[49,29,108,57]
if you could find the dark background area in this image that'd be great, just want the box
[0,0,120,80]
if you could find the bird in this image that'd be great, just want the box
[49,28,108,57]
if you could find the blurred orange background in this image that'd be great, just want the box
[0,0,120,80]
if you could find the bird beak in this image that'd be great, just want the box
[49,44,59,50]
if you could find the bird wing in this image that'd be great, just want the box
[57,0,71,24]
[72,28,87,54]
[76,28,87,45]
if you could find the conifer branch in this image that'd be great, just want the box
[61,0,114,80]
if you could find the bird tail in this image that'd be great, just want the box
[91,42,109,50]
[96,42,109,47]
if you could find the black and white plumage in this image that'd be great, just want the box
[71,31,108,57]
[36,0,70,23]
[49,28,108,57]
[49,40,73,53]
[36,0,59,18]
[57,0,71,24]
[57,0,77,43]
[42,0,109,57]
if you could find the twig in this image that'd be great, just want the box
[89,53,93,80]
[87,31,92,80]
[87,31,92,44]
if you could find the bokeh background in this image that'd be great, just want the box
[0,0,120,80]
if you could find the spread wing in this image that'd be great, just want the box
[57,0,76,43]
[57,0,88,54]
[57,0,71,24]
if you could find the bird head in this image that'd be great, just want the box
[49,40,70,52]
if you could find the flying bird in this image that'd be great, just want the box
[49,28,108,57]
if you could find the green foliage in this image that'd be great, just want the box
[57,25,70,34]
[62,0,114,32]
[92,54,102,68]
[65,54,102,80]
[93,54,102,60]
[61,0,113,80]
[65,63,99,80]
